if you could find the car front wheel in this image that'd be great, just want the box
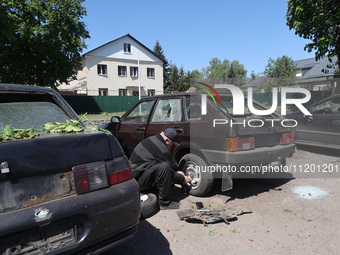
[179,154,214,196]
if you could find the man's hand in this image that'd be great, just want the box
[177,171,191,184]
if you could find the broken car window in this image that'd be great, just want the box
[151,98,182,122]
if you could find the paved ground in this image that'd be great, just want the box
[103,145,340,255]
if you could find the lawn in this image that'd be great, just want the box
[82,112,125,121]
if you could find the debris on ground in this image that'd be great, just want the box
[177,196,252,226]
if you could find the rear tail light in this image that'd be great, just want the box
[72,156,133,195]
[106,156,133,185]
[227,137,255,152]
[73,161,108,194]
[281,132,294,145]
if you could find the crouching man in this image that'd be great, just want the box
[129,128,190,210]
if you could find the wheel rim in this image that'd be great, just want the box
[185,161,201,189]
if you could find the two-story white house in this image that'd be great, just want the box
[59,34,164,96]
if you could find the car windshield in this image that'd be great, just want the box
[0,93,72,131]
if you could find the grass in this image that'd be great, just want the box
[80,112,125,121]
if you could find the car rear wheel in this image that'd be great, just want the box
[179,154,214,196]
[140,193,158,218]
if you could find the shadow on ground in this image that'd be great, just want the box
[296,144,340,157]
[103,219,172,255]
[220,178,293,201]
[170,175,294,202]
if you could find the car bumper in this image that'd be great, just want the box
[0,178,140,255]
[201,144,296,166]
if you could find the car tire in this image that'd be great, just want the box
[179,154,214,196]
[140,193,158,218]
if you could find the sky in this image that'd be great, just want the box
[81,0,315,76]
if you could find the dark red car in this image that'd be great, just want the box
[104,92,296,196]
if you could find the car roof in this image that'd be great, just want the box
[0,83,55,94]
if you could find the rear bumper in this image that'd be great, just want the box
[0,178,140,255]
[202,143,296,166]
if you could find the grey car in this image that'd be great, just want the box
[286,94,340,149]
[0,84,140,255]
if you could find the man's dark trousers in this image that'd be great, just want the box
[137,162,175,206]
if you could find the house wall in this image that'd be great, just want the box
[85,56,163,96]
[59,35,164,96]
[86,36,160,62]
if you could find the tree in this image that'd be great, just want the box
[178,66,190,91]
[153,40,170,91]
[0,0,90,89]
[261,55,298,92]
[0,4,15,44]
[168,63,179,92]
[227,60,247,85]
[166,63,192,92]
[202,58,230,82]
[250,70,257,80]
[200,58,247,85]
[286,0,340,76]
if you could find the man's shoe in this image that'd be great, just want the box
[159,201,179,210]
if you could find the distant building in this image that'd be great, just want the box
[243,56,338,92]
[294,56,338,91]
[59,34,164,96]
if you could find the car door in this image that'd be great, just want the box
[117,99,156,156]
[296,96,340,147]
[145,96,187,144]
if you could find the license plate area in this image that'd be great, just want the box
[0,171,75,214]
[1,217,84,255]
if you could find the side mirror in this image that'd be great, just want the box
[111,116,121,123]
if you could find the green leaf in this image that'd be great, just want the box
[3,125,14,137]
[0,126,39,140]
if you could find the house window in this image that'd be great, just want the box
[130,67,138,77]
[97,64,107,75]
[124,43,131,53]
[99,88,108,96]
[118,66,127,76]
[148,89,155,96]
[132,90,139,96]
[119,89,127,96]
[147,68,155,78]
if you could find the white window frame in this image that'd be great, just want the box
[124,43,131,53]
[148,89,155,96]
[147,68,155,78]
[118,66,127,76]
[97,64,107,75]
[98,88,108,96]
[119,89,127,96]
[130,66,138,77]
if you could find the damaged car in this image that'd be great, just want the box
[0,84,140,255]
[286,94,340,150]
[103,90,296,196]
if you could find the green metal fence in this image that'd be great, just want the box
[63,96,140,114]
[63,91,332,114]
